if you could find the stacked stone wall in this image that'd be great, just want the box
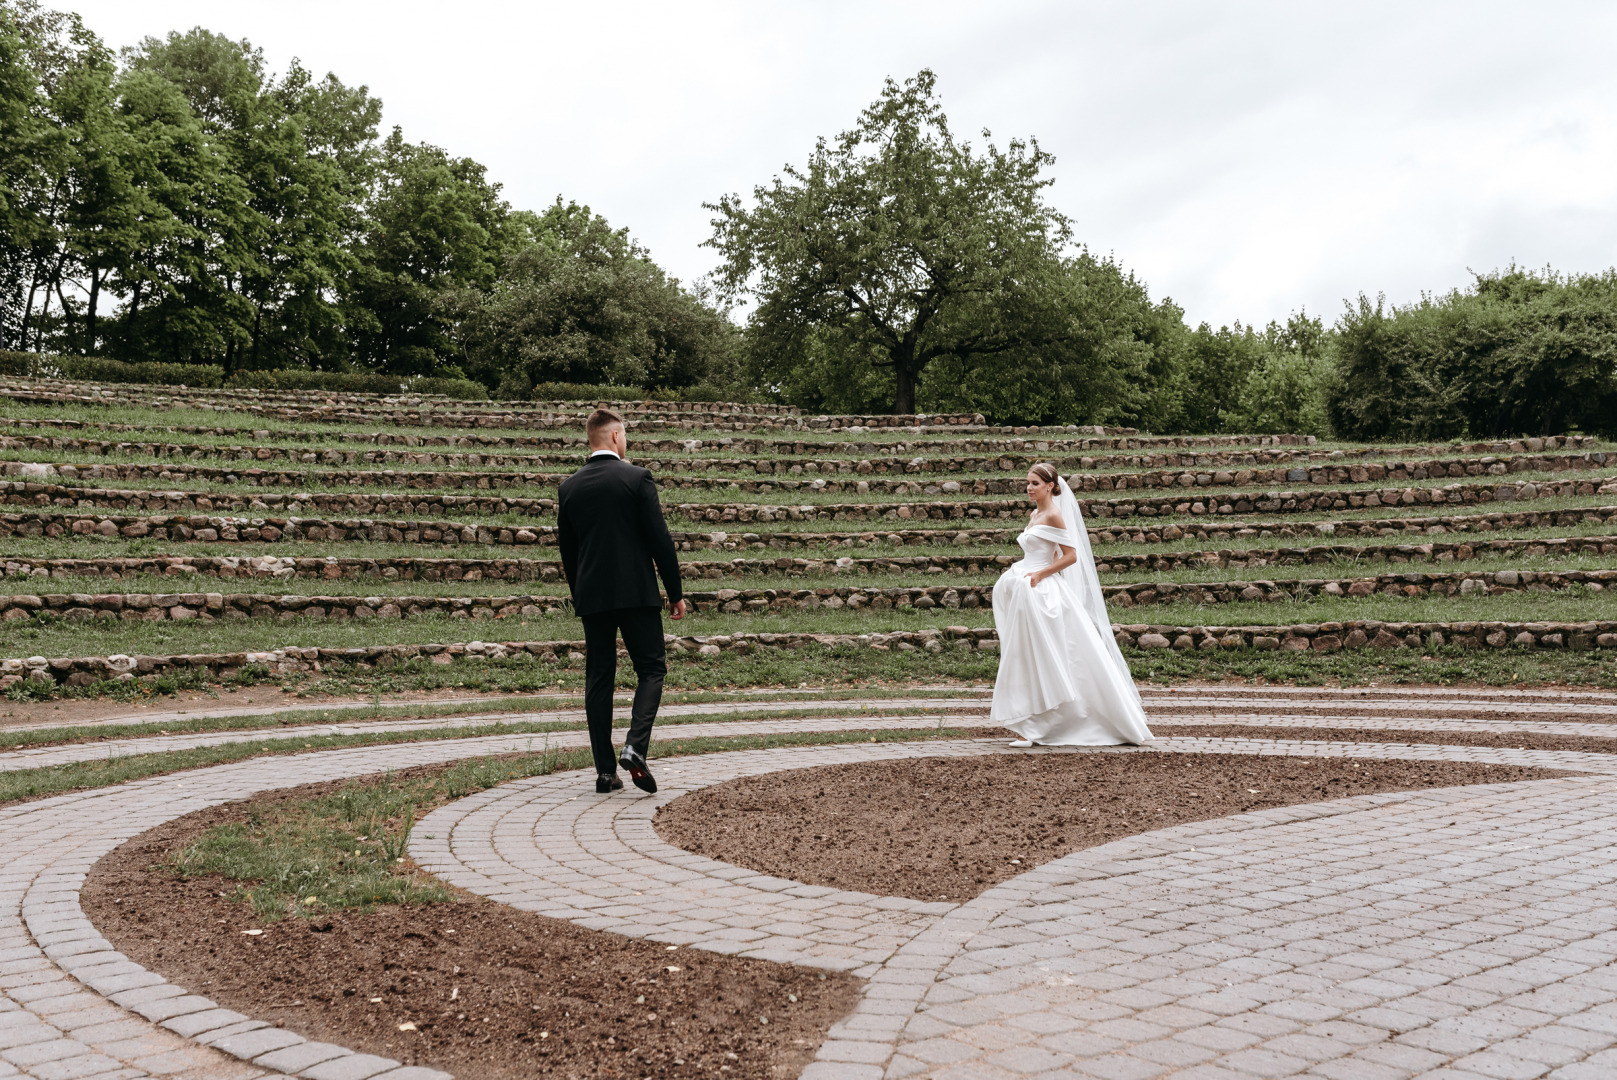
[5,534,1617,585]
[7,619,1615,690]
[5,506,1617,552]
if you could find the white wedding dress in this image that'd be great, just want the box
[988,478,1152,746]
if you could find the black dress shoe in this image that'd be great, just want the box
[618,749,657,793]
[596,773,623,794]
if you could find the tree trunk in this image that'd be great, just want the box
[250,305,263,372]
[85,271,100,355]
[894,363,917,415]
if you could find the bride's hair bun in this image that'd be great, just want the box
[1030,462,1061,489]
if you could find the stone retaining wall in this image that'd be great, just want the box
[668,476,1617,524]
[0,384,983,433]
[0,591,572,622]
[6,444,1606,497]
[1,565,1607,627]
[0,415,1333,454]
[6,505,1617,554]
[0,377,793,414]
[6,534,1617,585]
[1103,567,1613,607]
[7,618,1615,689]
[0,480,557,520]
[0,433,1591,478]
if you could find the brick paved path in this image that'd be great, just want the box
[415,739,1617,1080]
[847,773,1617,1080]
[2,690,1616,1077]
[10,684,1617,774]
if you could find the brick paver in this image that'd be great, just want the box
[0,688,1615,1077]
[410,732,1617,1079]
[7,684,1613,774]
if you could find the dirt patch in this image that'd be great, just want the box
[84,771,860,1080]
[1141,704,1617,725]
[1151,724,1617,753]
[655,752,1569,903]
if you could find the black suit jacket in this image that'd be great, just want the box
[557,453,683,617]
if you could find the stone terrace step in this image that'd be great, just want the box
[6,446,1608,499]
[7,504,1617,554]
[0,478,556,520]
[6,567,1616,637]
[0,383,985,431]
[2,567,1611,627]
[8,533,1617,586]
[0,374,795,413]
[0,413,1338,453]
[666,474,1617,524]
[6,618,1616,689]
[3,428,1599,477]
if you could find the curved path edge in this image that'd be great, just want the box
[3,723,1615,1078]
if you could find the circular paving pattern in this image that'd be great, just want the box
[0,686,1616,1079]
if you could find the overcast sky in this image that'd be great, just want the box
[62,0,1617,329]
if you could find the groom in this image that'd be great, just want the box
[557,408,686,794]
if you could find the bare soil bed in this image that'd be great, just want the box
[1151,724,1617,753]
[85,772,859,1080]
[655,751,1567,903]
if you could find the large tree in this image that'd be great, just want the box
[456,199,740,395]
[706,70,1073,414]
[343,128,512,376]
[126,29,380,370]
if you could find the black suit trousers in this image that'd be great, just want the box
[581,606,666,776]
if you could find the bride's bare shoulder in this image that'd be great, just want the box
[1041,512,1066,531]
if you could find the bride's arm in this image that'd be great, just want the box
[1025,509,1078,587]
[1026,544,1077,586]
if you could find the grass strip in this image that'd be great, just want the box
[0,723,985,812]
[10,550,1617,599]
[0,699,986,753]
[3,587,1612,660]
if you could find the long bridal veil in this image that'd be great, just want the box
[1054,476,1144,710]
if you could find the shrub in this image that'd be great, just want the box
[1329,268,1617,439]
[519,381,766,404]
[0,352,488,399]
[524,381,647,402]
[225,370,487,399]
[0,351,225,387]
[1220,351,1334,436]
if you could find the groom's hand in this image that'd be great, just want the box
[670,598,687,620]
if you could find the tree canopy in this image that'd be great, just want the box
[1328,269,1617,440]
[0,0,736,395]
[707,70,1082,414]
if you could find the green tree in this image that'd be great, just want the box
[0,8,42,346]
[98,66,236,362]
[918,251,1188,429]
[126,29,380,370]
[1330,269,1617,439]
[0,0,115,352]
[457,199,739,395]
[707,69,1074,414]
[1173,322,1270,433]
[344,128,511,375]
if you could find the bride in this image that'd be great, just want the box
[989,463,1153,746]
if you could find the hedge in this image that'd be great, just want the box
[225,369,487,399]
[0,352,486,399]
[0,352,225,387]
[525,381,759,404]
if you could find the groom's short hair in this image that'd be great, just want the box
[585,408,624,445]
